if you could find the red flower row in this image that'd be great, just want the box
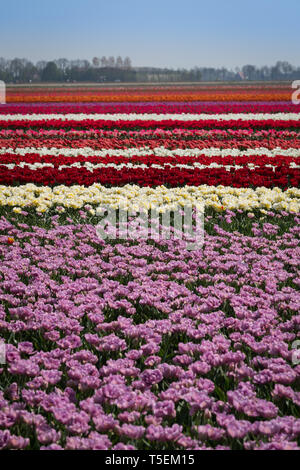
[0,127,297,139]
[1,153,298,168]
[0,119,300,130]
[0,102,297,115]
[0,137,299,151]
[0,165,298,188]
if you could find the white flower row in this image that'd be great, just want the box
[0,112,300,122]
[2,161,298,172]
[1,146,300,158]
[1,183,299,213]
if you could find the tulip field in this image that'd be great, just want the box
[0,84,299,451]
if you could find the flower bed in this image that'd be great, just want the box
[0,87,299,450]
[0,209,299,450]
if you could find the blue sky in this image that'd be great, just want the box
[0,0,299,68]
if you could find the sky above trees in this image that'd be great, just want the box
[0,0,299,69]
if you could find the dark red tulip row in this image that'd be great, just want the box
[0,165,298,188]
[0,102,298,115]
[1,119,300,130]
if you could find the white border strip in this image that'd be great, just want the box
[0,112,300,122]
[1,161,298,171]
[0,146,300,158]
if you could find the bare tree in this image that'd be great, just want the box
[9,58,24,80]
[123,57,132,69]
[100,56,108,67]
[92,57,100,67]
[107,56,115,68]
[36,60,47,71]
[0,57,8,71]
[82,60,90,70]
[116,56,123,69]
[57,58,69,71]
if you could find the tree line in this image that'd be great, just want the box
[0,57,299,83]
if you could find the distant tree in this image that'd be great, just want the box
[123,57,132,69]
[107,56,115,68]
[21,61,37,82]
[36,60,47,71]
[261,66,270,80]
[92,57,100,67]
[9,58,24,81]
[0,57,8,73]
[41,61,62,82]
[116,56,123,69]
[242,65,256,80]
[81,60,91,70]
[0,57,11,81]
[56,58,69,71]
[100,56,108,67]
[275,61,293,76]
[70,59,86,68]
[0,56,297,83]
